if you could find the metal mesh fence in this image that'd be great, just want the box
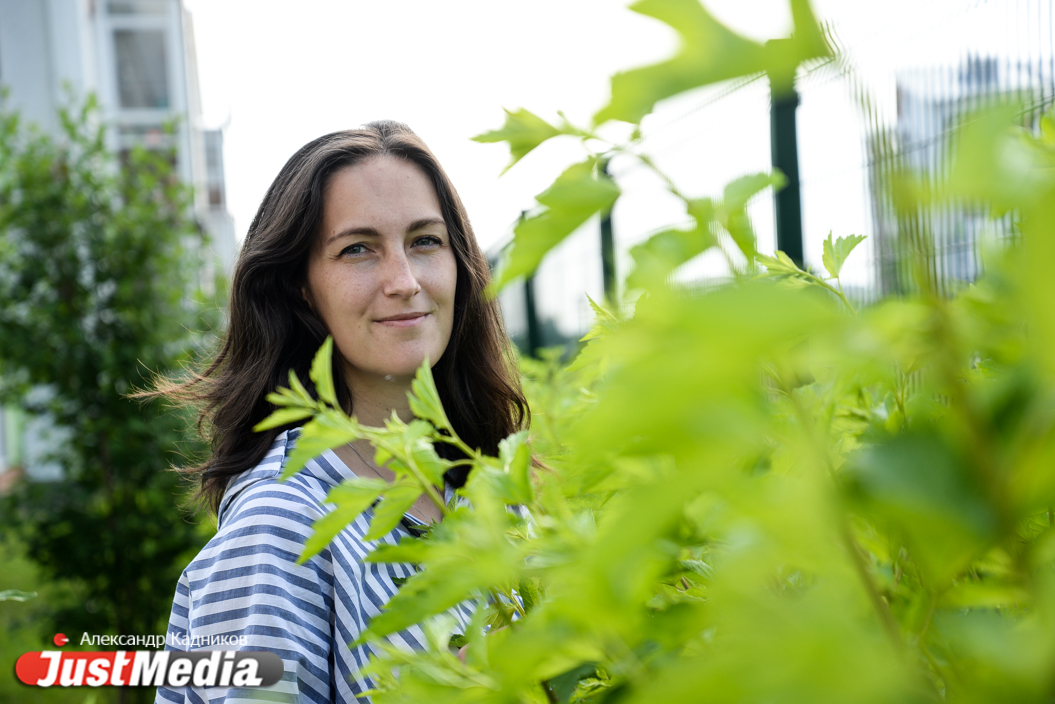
[497,0,1055,355]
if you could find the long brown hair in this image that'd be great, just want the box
[155,121,527,513]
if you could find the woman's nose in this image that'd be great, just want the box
[381,250,422,299]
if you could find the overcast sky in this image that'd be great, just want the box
[182,0,672,252]
[180,0,809,247]
[181,0,1022,292]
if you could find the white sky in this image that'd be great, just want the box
[182,0,1033,303]
[182,0,676,252]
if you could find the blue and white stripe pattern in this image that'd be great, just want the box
[155,428,475,704]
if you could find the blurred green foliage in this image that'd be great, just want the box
[0,536,101,704]
[267,1,1055,702]
[0,94,216,690]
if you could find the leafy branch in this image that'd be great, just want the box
[254,337,463,554]
[756,231,866,314]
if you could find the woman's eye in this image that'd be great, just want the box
[413,235,443,248]
[340,243,368,257]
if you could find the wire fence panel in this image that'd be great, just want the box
[496,0,1055,356]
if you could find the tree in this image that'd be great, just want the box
[0,96,216,701]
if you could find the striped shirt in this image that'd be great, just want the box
[155,428,475,704]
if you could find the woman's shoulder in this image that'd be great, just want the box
[214,428,333,530]
[181,431,337,584]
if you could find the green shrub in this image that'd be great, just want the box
[0,94,216,684]
[268,2,1055,702]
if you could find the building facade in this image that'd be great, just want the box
[870,52,1052,297]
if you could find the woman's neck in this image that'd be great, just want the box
[336,370,445,524]
[344,371,414,428]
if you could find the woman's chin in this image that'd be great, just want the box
[350,356,442,385]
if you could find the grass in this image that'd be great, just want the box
[0,535,116,704]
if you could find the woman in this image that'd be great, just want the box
[153,121,528,703]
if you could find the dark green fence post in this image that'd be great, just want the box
[524,274,542,358]
[768,41,805,268]
[600,160,616,304]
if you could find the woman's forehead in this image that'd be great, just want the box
[321,158,444,234]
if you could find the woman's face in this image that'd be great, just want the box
[304,156,457,388]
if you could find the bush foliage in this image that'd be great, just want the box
[262,1,1055,702]
[0,96,215,660]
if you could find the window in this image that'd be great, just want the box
[107,1,168,15]
[204,130,226,207]
[113,29,170,109]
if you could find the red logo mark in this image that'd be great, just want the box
[52,634,68,647]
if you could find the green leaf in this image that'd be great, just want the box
[366,537,433,564]
[594,0,829,125]
[282,414,362,480]
[821,232,866,280]
[844,431,999,583]
[551,663,599,704]
[789,0,832,62]
[0,590,36,602]
[472,108,566,173]
[946,102,1051,212]
[756,250,806,277]
[627,226,713,291]
[300,478,387,563]
[358,568,484,644]
[594,0,766,125]
[253,406,315,432]
[422,614,459,654]
[722,172,784,214]
[685,197,716,231]
[265,386,314,409]
[626,196,719,290]
[330,477,389,507]
[499,431,534,504]
[402,418,434,445]
[288,368,315,405]
[580,294,620,342]
[309,336,338,407]
[718,172,784,260]
[471,464,527,506]
[941,581,1029,609]
[494,159,620,291]
[518,577,541,613]
[364,484,423,541]
[1040,112,1055,145]
[586,293,618,326]
[408,358,452,432]
[407,441,450,488]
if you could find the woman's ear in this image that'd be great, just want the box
[301,284,315,311]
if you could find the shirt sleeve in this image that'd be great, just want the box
[155,483,336,704]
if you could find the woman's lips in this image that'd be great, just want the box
[376,313,429,328]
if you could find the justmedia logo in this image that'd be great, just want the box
[15,650,283,688]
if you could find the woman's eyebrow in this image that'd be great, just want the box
[326,218,445,246]
[327,226,380,245]
[407,217,446,232]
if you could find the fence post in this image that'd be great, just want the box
[514,210,543,358]
[524,275,542,358]
[600,159,616,304]
[767,43,805,268]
